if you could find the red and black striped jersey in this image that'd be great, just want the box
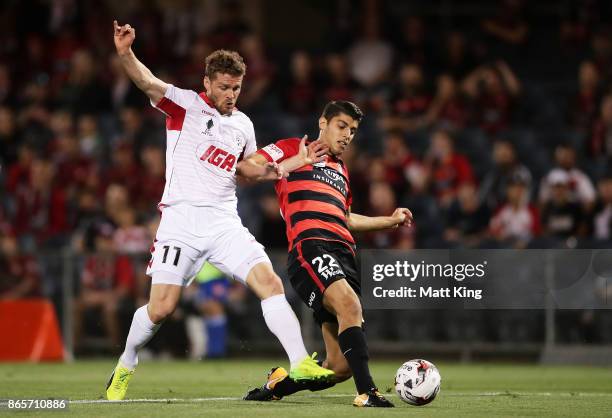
[257,138,355,252]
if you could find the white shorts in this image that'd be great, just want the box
[146,204,270,286]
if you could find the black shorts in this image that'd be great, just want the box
[288,239,360,325]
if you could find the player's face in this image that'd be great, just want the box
[319,113,359,156]
[204,73,243,115]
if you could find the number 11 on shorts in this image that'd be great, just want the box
[162,245,181,266]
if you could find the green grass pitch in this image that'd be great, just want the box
[1,359,611,417]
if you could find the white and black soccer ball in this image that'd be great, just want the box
[394,359,441,406]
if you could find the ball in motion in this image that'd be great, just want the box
[394,359,441,406]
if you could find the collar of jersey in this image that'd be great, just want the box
[198,92,236,116]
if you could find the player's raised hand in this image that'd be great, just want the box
[113,20,135,55]
[390,208,413,228]
[299,135,328,165]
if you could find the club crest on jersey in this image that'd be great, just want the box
[202,119,214,136]
[235,134,243,149]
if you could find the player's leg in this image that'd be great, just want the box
[245,321,349,401]
[107,205,202,400]
[320,321,352,382]
[209,225,333,381]
[322,279,393,407]
[106,279,183,400]
[119,281,182,369]
[246,261,335,380]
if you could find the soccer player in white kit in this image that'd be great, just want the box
[106,20,333,400]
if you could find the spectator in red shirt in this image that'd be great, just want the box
[462,60,521,135]
[53,134,96,200]
[113,207,150,255]
[74,224,135,353]
[104,143,141,199]
[380,63,431,133]
[13,157,69,248]
[0,228,41,300]
[5,143,35,194]
[381,130,421,197]
[362,181,415,249]
[137,145,166,212]
[424,129,475,208]
[424,73,470,131]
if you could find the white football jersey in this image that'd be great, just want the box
[152,85,257,211]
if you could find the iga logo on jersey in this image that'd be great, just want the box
[199,145,237,172]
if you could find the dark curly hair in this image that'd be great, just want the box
[204,49,246,80]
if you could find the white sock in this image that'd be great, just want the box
[261,294,309,368]
[119,305,161,370]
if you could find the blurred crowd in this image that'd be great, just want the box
[2,0,612,349]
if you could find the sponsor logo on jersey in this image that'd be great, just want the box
[201,109,215,117]
[199,145,237,172]
[263,143,284,161]
[320,167,342,182]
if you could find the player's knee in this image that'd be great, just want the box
[148,300,176,323]
[335,297,362,323]
[256,272,284,296]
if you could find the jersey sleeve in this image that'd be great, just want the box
[242,121,258,159]
[256,138,300,163]
[152,84,197,131]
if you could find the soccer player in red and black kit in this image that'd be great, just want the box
[241,101,412,407]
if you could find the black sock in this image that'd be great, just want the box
[272,377,335,397]
[338,326,375,394]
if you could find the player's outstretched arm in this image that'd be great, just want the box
[347,208,413,232]
[237,137,327,182]
[113,20,168,104]
[236,154,284,182]
[277,136,328,174]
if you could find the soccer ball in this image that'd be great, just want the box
[394,359,441,406]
